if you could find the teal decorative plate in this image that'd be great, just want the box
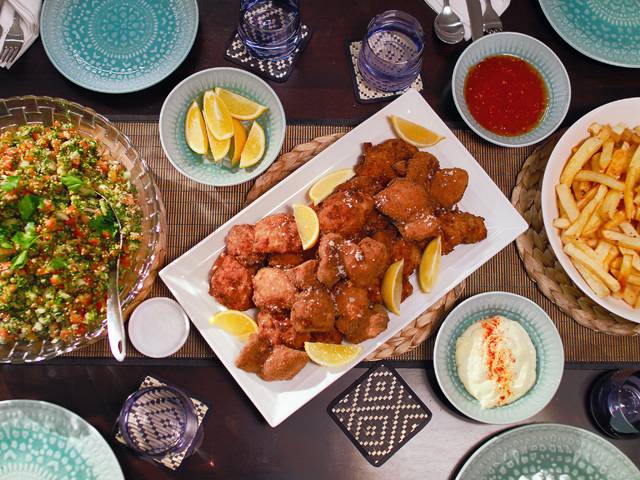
[433,292,564,424]
[456,423,640,479]
[539,0,640,68]
[0,400,123,479]
[40,0,199,93]
[159,67,286,186]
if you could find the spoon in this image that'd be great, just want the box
[433,0,465,44]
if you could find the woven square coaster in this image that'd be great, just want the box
[346,40,423,104]
[223,24,312,83]
[115,375,209,471]
[327,363,431,467]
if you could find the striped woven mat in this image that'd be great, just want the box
[65,122,640,363]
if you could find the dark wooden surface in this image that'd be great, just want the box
[1,363,638,479]
[1,0,639,124]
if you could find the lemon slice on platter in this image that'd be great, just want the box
[381,259,404,315]
[390,115,444,147]
[231,118,247,167]
[293,204,320,250]
[308,168,355,205]
[185,101,208,154]
[239,121,266,168]
[210,310,257,339]
[209,133,231,163]
[203,90,234,140]
[215,87,268,120]
[304,342,361,367]
[419,236,442,293]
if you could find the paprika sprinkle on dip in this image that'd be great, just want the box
[464,55,548,137]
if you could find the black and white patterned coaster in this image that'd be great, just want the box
[115,375,209,471]
[224,24,312,83]
[346,40,423,104]
[328,363,431,467]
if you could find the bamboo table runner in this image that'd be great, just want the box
[65,122,640,363]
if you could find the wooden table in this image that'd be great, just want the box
[2,0,640,478]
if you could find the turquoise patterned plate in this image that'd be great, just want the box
[433,292,564,424]
[0,400,123,479]
[40,0,199,93]
[456,423,640,479]
[539,0,640,68]
[452,32,571,148]
[159,67,286,186]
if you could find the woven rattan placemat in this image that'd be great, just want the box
[65,122,640,363]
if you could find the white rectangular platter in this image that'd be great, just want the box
[160,89,528,427]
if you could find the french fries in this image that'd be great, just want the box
[554,122,640,309]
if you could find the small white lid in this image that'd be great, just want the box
[128,297,190,358]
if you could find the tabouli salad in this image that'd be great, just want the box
[0,122,142,343]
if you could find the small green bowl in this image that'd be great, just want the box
[452,32,571,148]
[434,292,564,424]
[159,67,286,186]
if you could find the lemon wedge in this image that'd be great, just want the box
[293,204,320,250]
[239,121,265,168]
[382,259,404,315]
[231,118,247,167]
[210,133,231,163]
[203,90,234,141]
[185,101,208,154]
[419,236,442,293]
[308,168,355,205]
[215,87,268,120]
[390,115,444,147]
[210,310,257,339]
[304,342,361,367]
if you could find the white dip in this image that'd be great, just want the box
[518,472,571,480]
[455,315,537,409]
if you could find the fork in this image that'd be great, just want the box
[0,13,24,66]
[482,0,503,35]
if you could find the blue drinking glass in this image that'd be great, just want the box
[238,0,301,59]
[590,369,640,439]
[358,10,424,93]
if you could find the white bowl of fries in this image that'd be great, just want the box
[541,98,640,322]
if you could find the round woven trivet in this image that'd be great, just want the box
[511,132,640,336]
[246,133,465,359]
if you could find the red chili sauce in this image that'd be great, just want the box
[464,55,548,136]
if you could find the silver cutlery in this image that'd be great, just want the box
[0,12,24,66]
[465,0,484,41]
[433,0,465,44]
[482,0,503,34]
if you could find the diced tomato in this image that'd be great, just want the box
[120,254,131,269]
[69,311,84,324]
[44,217,57,231]
[0,328,13,342]
[88,238,100,246]
[42,199,54,212]
[75,324,87,335]
[50,274,61,286]
[59,329,73,342]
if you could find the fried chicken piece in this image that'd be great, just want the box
[254,213,303,254]
[291,287,336,332]
[396,211,441,243]
[258,345,308,381]
[374,178,432,223]
[209,254,254,311]
[236,334,271,373]
[317,190,374,237]
[363,210,393,237]
[311,328,343,344]
[226,224,265,266]
[334,282,390,344]
[393,160,408,176]
[430,168,469,209]
[317,233,345,288]
[372,229,421,276]
[367,284,382,304]
[257,310,310,350]
[286,260,319,290]
[268,252,305,268]
[341,237,389,287]
[406,152,440,185]
[335,176,385,196]
[440,211,487,254]
[252,267,297,311]
[356,140,418,184]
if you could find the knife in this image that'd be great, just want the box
[466,0,484,41]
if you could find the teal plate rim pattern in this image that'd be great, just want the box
[40,0,199,94]
[452,31,571,148]
[539,0,640,69]
[159,67,286,187]
[0,399,124,479]
[456,423,640,480]
[433,291,565,424]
